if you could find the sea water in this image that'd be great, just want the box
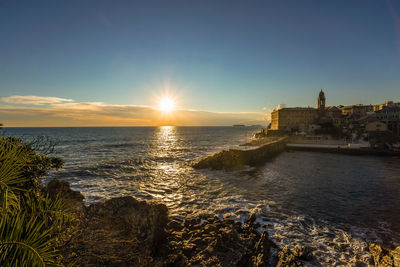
[3,126,400,265]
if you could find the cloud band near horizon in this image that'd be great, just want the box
[0,95,268,127]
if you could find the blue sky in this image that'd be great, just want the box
[0,0,399,126]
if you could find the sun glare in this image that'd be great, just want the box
[160,97,174,112]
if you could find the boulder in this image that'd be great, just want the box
[369,243,400,267]
[276,244,313,267]
[62,196,168,266]
[86,196,168,249]
[165,215,277,267]
[44,179,84,212]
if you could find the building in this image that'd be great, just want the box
[269,90,399,138]
[374,101,400,111]
[270,90,326,131]
[270,107,318,131]
[339,104,374,116]
[318,90,326,116]
[375,106,400,137]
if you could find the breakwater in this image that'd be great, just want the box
[193,137,288,170]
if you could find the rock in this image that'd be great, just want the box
[52,182,319,267]
[43,179,84,212]
[61,196,168,266]
[392,247,400,267]
[252,231,272,266]
[163,214,279,267]
[276,244,313,267]
[369,243,400,267]
[86,196,168,249]
[370,243,384,266]
[246,213,257,225]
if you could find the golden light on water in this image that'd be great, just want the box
[157,126,177,157]
[159,97,175,112]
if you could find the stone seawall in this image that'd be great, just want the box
[193,137,288,170]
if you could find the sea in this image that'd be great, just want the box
[2,126,400,266]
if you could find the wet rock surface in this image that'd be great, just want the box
[369,243,400,267]
[59,192,317,267]
[276,244,314,267]
[61,196,168,266]
[164,215,278,266]
[47,179,399,267]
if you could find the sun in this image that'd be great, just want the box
[159,97,175,112]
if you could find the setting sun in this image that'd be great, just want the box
[159,97,174,112]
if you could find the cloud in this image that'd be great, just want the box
[0,95,268,127]
[1,95,74,105]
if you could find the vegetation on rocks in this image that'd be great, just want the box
[0,136,74,266]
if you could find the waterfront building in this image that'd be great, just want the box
[269,90,399,138]
[270,90,326,131]
[270,107,318,131]
[375,106,400,137]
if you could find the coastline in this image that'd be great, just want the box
[49,179,399,266]
[50,179,315,266]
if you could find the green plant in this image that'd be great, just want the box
[1,136,63,193]
[0,212,60,266]
[0,136,71,266]
[0,136,33,213]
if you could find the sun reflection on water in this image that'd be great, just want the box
[141,125,185,210]
[156,126,177,156]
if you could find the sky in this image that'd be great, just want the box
[0,0,399,126]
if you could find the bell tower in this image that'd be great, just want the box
[318,89,325,115]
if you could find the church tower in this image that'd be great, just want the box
[318,89,325,116]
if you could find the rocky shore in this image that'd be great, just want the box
[46,179,399,267]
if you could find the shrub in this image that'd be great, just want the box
[0,136,72,266]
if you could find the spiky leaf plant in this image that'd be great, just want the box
[1,136,64,193]
[0,212,60,266]
[0,136,33,213]
[0,136,69,266]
